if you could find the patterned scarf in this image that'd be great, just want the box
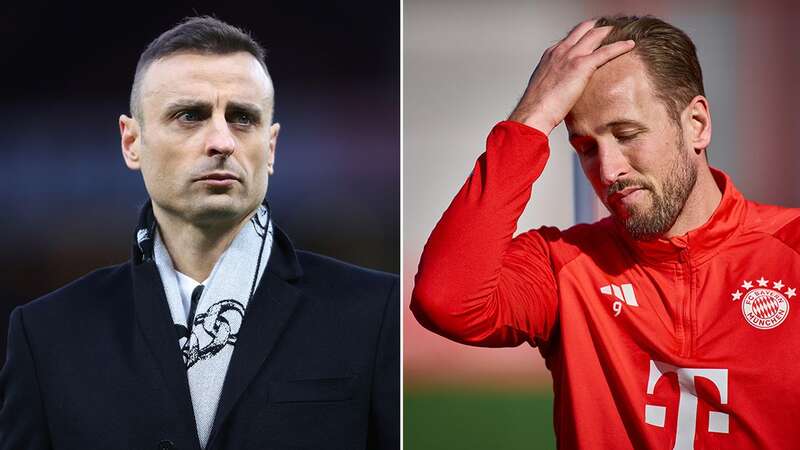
[137,202,273,448]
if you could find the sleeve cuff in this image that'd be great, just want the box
[493,120,549,140]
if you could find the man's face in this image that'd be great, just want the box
[565,53,697,240]
[121,52,279,227]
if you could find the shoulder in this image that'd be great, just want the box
[744,200,800,253]
[559,217,618,244]
[16,262,131,327]
[295,250,398,295]
[515,217,620,272]
[290,251,398,333]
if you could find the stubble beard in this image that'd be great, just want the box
[611,142,698,241]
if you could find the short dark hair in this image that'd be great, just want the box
[129,16,269,121]
[596,15,704,125]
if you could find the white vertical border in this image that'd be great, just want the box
[399,0,405,448]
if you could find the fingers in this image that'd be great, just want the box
[508,19,635,133]
[570,25,614,56]
[562,19,598,47]
[562,21,635,69]
[584,40,636,68]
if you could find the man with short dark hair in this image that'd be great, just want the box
[412,16,800,449]
[0,17,398,450]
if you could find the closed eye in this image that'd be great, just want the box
[616,133,640,143]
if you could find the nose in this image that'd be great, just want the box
[204,115,236,158]
[597,143,630,187]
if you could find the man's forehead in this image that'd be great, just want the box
[566,53,655,135]
[141,52,274,108]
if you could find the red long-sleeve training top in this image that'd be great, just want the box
[411,121,800,450]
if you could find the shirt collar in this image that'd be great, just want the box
[616,167,747,265]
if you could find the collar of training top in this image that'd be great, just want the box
[130,199,303,281]
[615,167,747,265]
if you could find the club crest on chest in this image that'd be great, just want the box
[731,277,795,330]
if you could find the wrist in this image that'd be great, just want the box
[508,97,556,134]
[507,110,554,135]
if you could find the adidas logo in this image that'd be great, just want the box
[600,283,639,307]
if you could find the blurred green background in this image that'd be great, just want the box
[404,386,556,450]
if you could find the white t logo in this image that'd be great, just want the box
[645,360,729,450]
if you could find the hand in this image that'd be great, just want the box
[508,20,636,135]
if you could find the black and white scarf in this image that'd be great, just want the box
[136,202,273,448]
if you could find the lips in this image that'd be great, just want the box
[194,172,241,188]
[196,172,239,181]
[608,186,643,204]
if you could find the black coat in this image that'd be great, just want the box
[0,224,399,450]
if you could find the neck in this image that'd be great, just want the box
[153,205,256,282]
[664,166,723,238]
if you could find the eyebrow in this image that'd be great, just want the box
[568,119,649,141]
[604,119,648,130]
[162,99,210,115]
[226,101,264,120]
[161,99,264,120]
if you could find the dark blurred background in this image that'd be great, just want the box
[0,2,399,361]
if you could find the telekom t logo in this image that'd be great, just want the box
[645,360,729,450]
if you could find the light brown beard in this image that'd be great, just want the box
[613,144,697,241]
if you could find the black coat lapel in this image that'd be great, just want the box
[206,225,304,449]
[131,261,201,448]
[130,201,200,449]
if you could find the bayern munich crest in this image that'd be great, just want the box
[731,277,796,330]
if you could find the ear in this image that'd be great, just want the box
[683,95,712,156]
[267,122,280,175]
[120,114,143,170]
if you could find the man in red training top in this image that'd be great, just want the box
[411,15,800,450]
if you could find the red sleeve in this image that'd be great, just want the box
[410,121,559,348]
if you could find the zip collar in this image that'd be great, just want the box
[617,168,747,265]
